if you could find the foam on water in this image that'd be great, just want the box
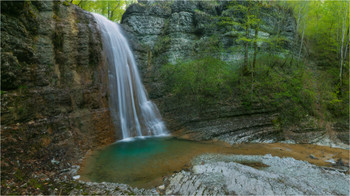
[116,134,171,143]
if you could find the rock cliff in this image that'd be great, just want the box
[1,1,115,187]
[121,1,294,143]
[121,1,348,146]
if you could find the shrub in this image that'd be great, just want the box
[238,54,318,125]
[161,57,236,103]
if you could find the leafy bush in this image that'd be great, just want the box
[161,57,236,102]
[161,52,347,125]
[238,54,318,125]
[318,67,349,119]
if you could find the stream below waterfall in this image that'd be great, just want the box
[79,137,349,188]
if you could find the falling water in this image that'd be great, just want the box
[93,13,168,139]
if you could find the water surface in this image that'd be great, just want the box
[79,137,232,188]
[80,137,349,188]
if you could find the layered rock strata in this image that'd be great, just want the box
[1,1,115,187]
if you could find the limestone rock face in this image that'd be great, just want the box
[164,154,350,195]
[121,1,349,146]
[1,1,115,186]
[121,1,297,143]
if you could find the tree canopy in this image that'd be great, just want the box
[71,0,136,22]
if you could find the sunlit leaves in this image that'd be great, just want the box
[71,0,136,23]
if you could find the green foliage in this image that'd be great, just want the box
[161,52,326,125]
[28,178,43,190]
[195,35,222,56]
[265,36,289,53]
[153,36,170,55]
[161,57,235,103]
[238,54,317,125]
[62,1,70,6]
[220,1,260,41]
[317,67,349,119]
[18,85,28,93]
[288,1,349,64]
[71,0,136,22]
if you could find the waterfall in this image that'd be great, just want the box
[93,13,168,140]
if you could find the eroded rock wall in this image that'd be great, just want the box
[1,1,115,185]
[121,1,296,143]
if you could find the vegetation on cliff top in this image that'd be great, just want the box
[71,0,136,22]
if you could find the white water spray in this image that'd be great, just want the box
[93,13,168,139]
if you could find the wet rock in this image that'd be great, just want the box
[336,158,344,166]
[309,154,318,160]
[158,185,165,190]
[72,175,80,180]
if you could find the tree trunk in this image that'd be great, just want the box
[251,3,260,99]
[339,6,348,87]
[107,2,110,19]
[252,26,259,73]
[298,22,306,59]
[110,2,121,20]
[251,26,259,99]
[77,0,85,8]
[298,4,308,59]
[343,35,349,66]
[296,6,302,42]
[243,6,250,75]
[244,26,249,74]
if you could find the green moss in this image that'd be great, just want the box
[153,36,170,55]
[194,9,212,17]
[194,35,221,55]
[14,169,25,181]
[18,85,27,91]
[272,117,281,128]
[23,1,37,19]
[28,179,43,190]
[63,1,70,6]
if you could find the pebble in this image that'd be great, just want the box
[309,154,318,159]
[51,158,60,165]
[325,159,336,164]
[158,185,165,190]
[73,175,80,180]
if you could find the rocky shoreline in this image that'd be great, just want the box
[2,139,348,195]
[64,151,349,195]
[65,140,349,196]
[163,154,349,195]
